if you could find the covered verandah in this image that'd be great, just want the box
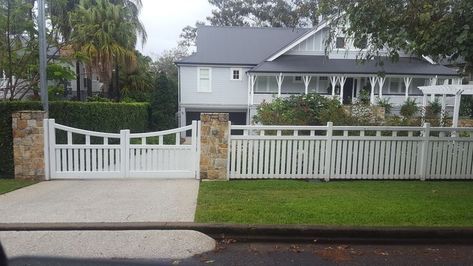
[247,55,460,107]
[247,72,462,106]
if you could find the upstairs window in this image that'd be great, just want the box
[231,68,242,80]
[336,37,346,49]
[198,68,211,92]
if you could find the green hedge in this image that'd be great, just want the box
[0,101,150,178]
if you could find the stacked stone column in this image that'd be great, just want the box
[12,111,47,180]
[199,113,229,180]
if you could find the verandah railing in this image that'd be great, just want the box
[228,123,473,180]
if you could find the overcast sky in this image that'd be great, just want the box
[138,0,213,59]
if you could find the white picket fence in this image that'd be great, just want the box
[229,123,473,180]
[44,119,200,179]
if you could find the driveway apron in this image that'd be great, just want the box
[0,179,200,223]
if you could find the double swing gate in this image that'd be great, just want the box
[44,119,201,179]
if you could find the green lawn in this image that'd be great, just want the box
[0,179,37,195]
[196,180,473,227]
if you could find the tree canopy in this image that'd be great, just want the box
[319,0,473,72]
[179,0,319,49]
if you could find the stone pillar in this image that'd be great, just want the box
[12,111,47,180]
[200,113,229,180]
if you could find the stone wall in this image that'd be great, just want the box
[200,113,229,180]
[12,111,47,180]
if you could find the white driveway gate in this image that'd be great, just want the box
[44,119,200,179]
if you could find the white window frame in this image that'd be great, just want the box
[293,76,303,83]
[197,67,212,92]
[387,77,405,94]
[230,68,242,81]
[336,37,346,49]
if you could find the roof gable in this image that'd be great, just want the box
[266,20,331,61]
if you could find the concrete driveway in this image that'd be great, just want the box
[0,179,200,223]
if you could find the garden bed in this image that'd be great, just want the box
[196,180,473,227]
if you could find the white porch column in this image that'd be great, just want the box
[403,77,412,100]
[329,76,338,97]
[356,78,361,100]
[430,77,437,103]
[339,76,347,104]
[452,90,463,128]
[276,73,284,98]
[303,76,312,95]
[250,75,257,105]
[369,76,377,104]
[377,77,386,100]
[247,74,251,106]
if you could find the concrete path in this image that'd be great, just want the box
[1,230,215,261]
[0,180,200,223]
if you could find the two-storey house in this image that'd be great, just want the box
[176,23,460,126]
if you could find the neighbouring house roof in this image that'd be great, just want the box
[177,26,310,66]
[249,55,459,76]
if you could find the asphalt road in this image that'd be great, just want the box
[8,241,473,265]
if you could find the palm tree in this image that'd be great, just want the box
[69,0,146,97]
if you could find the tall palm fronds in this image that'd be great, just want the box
[69,0,144,95]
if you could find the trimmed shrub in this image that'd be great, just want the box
[0,101,150,178]
[253,94,352,126]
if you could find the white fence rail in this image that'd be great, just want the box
[45,119,200,179]
[229,123,473,180]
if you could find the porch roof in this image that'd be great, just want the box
[249,55,459,77]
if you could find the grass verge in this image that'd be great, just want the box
[196,180,473,227]
[0,179,37,195]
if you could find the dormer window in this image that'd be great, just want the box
[336,37,345,49]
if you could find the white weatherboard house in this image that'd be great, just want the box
[176,24,460,126]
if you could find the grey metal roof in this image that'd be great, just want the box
[250,55,459,76]
[177,26,309,65]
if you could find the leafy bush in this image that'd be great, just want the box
[48,86,66,101]
[0,101,150,178]
[358,87,371,105]
[461,95,473,118]
[424,99,443,126]
[253,94,351,126]
[350,101,379,125]
[377,97,393,115]
[400,98,419,119]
